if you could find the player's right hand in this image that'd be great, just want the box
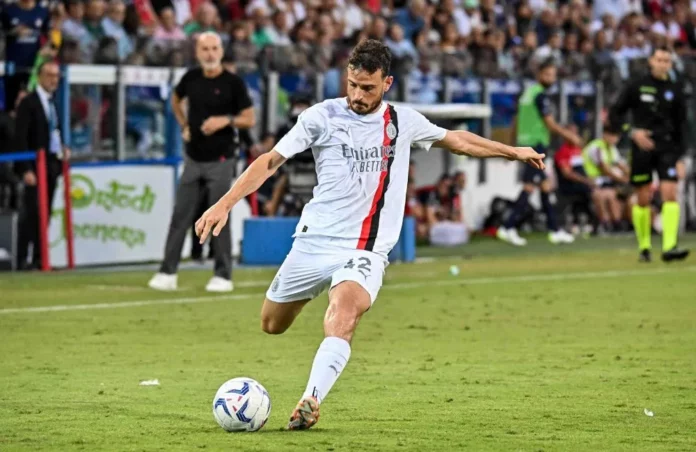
[182,126,191,143]
[513,147,546,170]
[195,202,230,244]
[631,129,655,151]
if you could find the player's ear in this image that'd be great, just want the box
[384,75,394,92]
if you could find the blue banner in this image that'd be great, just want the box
[408,72,442,104]
[488,79,522,128]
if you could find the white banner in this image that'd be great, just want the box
[49,166,175,267]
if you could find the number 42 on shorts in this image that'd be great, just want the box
[344,257,372,279]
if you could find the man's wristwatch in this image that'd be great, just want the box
[227,115,236,127]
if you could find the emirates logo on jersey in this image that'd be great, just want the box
[341,144,395,173]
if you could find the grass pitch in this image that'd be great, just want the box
[1,235,695,451]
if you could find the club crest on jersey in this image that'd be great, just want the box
[665,90,674,101]
[386,121,397,140]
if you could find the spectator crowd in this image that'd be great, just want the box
[4,0,696,84]
[3,0,696,247]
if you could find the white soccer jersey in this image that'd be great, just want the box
[274,98,447,257]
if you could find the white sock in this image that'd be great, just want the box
[301,337,351,404]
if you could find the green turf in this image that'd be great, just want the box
[1,235,695,451]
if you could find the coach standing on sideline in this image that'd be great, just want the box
[14,62,69,271]
[149,32,255,292]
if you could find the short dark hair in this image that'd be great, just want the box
[538,58,556,72]
[651,45,671,56]
[348,39,392,77]
[604,123,621,135]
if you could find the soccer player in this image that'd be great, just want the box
[496,59,581,246]
[608,46,689,262]
[195,40,545,430]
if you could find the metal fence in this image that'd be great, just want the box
[1,57,694,162]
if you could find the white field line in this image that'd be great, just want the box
[0,294,257,314]
[87,285,161,292]
[1,265,694,316]
[85,280,271,292]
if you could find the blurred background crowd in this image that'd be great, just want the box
[4,0,696,91]
[2,0,696,247]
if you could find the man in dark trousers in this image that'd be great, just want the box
[609,46,689,263]
[496,59,582,246]
[14,61,69,270]
[149,32,255,292]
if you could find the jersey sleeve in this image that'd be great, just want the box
[608,78,636,131]
[273,106,325,159]
[534,92,552,118]
[554,146,570,168]
[174,70,191,99]
[407,110,448,151]
[672,81,686,148]
[230,74,253,113]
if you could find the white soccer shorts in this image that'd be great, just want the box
[265,247,387,304]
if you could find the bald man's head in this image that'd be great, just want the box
[196,32,223,72]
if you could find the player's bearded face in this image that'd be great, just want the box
[346,67,393,115]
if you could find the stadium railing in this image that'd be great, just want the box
[0,62,609,161]
[5,61,679,267]
[0,149,75,271]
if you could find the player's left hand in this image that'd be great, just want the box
[195,202,230,243]
[513,147,546,170]
[201,116,231,136]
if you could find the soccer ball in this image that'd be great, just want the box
[212,377,271,432]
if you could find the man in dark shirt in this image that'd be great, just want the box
[609,46,689,262]
[1,0,50,109]
[148,32,255,292]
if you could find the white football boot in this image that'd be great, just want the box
[148,273,178,291]
[205,276,234,292]
[497,227,528,246]
[548,229,575,245]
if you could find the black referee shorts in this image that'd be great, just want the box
[629,142,681,186]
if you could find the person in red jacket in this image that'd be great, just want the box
[553,125,596,234]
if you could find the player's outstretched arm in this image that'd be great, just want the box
[195,150,286,242]
[435,130,546,170]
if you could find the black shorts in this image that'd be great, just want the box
[558,182,591,197]
[520,145,547,184]
[630,143,681,186]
